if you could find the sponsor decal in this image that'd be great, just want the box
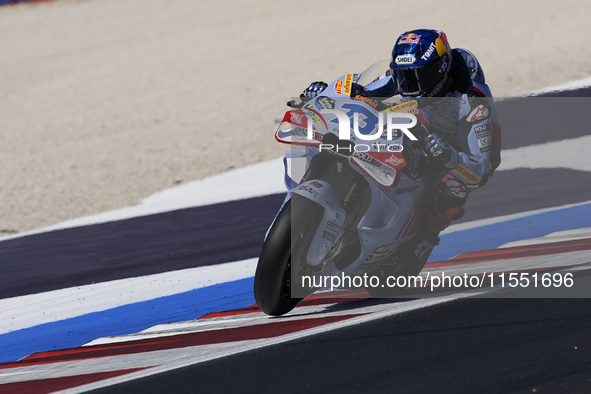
[335,79,344,95]
[374,142,404,152]
[467,104,490,122]
[322,231,336,242]
[424,73,448,97]
[444,178,467,199]
[385,154,405,166]
[298,185,318,197]
[373,243,397,254]
[290,112,305,125]
[306,110,327,135]
[310,181,324,188]
[394,185,419,195]
[451,164,482,185]
[398,33,421,44]
[327,221,342,232]
[352,156,397,187]
[316,243,328,264]
[343,73,354,95]
[414,239,431,258]
[381,129,401,138]
[317,96,335,110]
[474,124,490,134]
[353,94,379,109]
[324,200,342,210]
[421,43,436,60]
[385,100,418,113]
[352,150,376,164]
[477,136,491,148]
[395,54,416,65]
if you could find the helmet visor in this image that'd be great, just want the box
[390,57,445,96]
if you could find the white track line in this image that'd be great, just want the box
[0,258,257,334]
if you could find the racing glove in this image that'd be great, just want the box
[422,130,459,170]
[301,81,328,98]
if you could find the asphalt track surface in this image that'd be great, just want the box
[3,88,591,393]
[94,296,591,394]
[0,194,284,299]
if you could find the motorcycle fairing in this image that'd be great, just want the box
[276,89,417,190]
[291,180,347,268]
[335,175,424,278]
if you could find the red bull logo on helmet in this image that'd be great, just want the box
[398,33,421,45]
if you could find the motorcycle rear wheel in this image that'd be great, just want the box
[254,195,323,316]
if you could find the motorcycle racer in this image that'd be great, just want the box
[299,29,501,273]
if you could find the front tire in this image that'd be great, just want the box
[254,195,323,316]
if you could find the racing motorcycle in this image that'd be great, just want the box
[254,61,442,316]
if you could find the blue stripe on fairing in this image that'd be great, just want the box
[1,202,589,364]
[429,202,591,262]
[0,277,255,364]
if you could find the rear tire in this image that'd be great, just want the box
[254,195,324,316]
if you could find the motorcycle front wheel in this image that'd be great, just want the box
[254,195,323,316]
